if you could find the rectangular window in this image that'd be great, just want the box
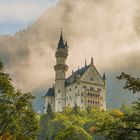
[90,87,94,90]
[98,88,101,92]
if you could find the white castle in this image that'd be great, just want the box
[44,31,106,112]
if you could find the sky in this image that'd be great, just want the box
[0,0,140,112]
[0,0,58,35]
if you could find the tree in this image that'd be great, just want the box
[54,125,92,140]
[0,60,39,139]
[117,72,140,94]
[96,73,140,140]
[47,103,54,119]
[72,103,80,115]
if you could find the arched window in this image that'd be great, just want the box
[90,78,94,81]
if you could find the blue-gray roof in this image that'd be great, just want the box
[65,65,89,86]
[44,88,54,97]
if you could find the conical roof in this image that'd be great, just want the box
[57,31,65,49]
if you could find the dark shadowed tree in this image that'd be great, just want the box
[117,72,140,94]
[0,59,39,139]
[47,103,54,119]
[72,103,80,115]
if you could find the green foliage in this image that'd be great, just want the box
[0,59,4,71]
[72,103,80,115]
[96,102,140,140]
[0,60,39,139]
[120,101,129,114]
[117,72,140,94]
[54,125,93,140]
[96,73,140,140]
[40,107,110,140]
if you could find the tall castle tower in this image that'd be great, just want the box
[54,31,68,112]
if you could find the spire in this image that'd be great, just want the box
[103,72,106,80]
[57,28,65,49]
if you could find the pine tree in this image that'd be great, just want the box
[47,103,54,119]
[72,103,80,115]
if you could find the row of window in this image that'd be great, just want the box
[83,86,101,92]
[87,100,100,105]
[66,93,102,99]
[67,86,101,92]
[86,93,100,98]
[81,93,101,98]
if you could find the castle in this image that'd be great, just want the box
[44,31,106,112]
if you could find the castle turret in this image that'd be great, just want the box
[54,31,68,112]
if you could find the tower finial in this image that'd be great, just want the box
[91,57,93,64]
[103,72,106,80]
[85,59,87,67]
[61,27,63,35]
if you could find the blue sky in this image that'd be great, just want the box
[0,0,58,35]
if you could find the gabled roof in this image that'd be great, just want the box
[44,87,54,97]
[65,65,90,86]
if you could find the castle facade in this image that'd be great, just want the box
[44,32,106,112]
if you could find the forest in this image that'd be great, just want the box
[0,59,140,140]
